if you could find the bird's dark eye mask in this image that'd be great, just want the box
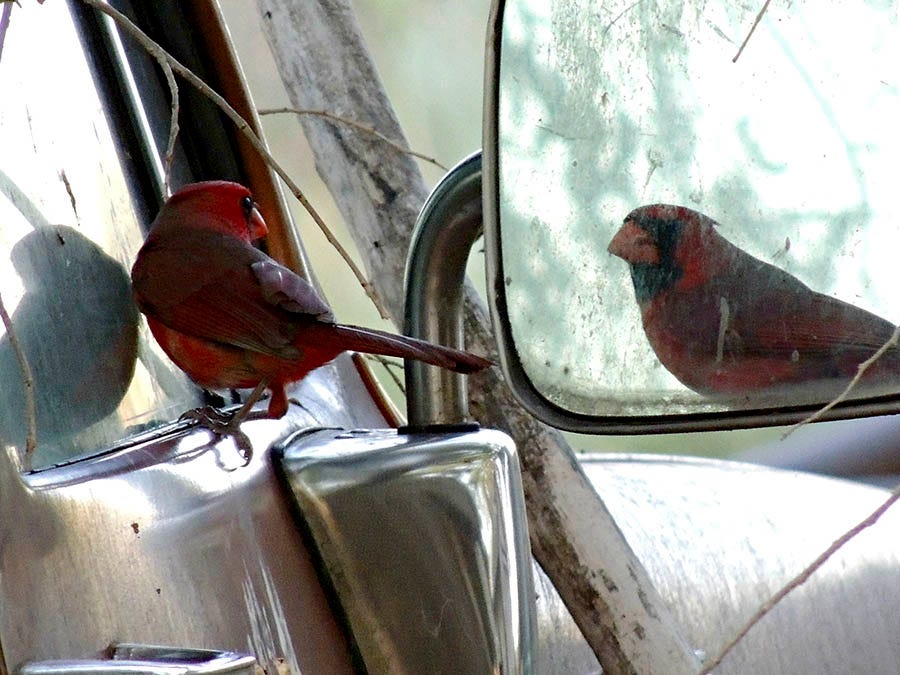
[627,218,684,302]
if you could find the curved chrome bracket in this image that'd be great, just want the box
[404,151,483,427]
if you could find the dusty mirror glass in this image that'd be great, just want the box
[495,0,900,420]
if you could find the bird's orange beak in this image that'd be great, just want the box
[248,203,268,241]
[608,220,660,264]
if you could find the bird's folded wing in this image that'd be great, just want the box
[730,289,897,359]
[250,260,333,321]
[133,231,322,358]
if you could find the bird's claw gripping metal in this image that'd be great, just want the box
[179,406,253,465]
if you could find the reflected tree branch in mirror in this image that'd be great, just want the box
[600,0,644,40]
[78,0,390,320]
[58,170,78,223]
[701,481,900,674]
[0,291,35,461]
[259,107,448,171]
[0,2,12,65]
[733,0,773,63]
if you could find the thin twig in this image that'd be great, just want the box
[0,291,36,458]
[364,354,406,394]
[701,482,900,673]
[732,0,772,63]
[159,58,179,197]
[79,0,390,320]
[784,324,900,439]
[259,107,448,171]
[0,1,13,64]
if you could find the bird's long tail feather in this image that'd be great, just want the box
[332,325,491,373]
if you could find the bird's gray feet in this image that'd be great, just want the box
[179,406,252,464]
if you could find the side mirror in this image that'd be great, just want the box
[483,0,900,433]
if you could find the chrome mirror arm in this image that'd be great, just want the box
[403,151,484,428]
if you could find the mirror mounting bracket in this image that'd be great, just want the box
[403,151,484,428]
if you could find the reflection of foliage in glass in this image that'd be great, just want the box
[499,0,897,416]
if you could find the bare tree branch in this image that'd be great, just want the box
[733,0,773,63]
[259,107,448,170]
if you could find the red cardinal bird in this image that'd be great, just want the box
[608,204,900,405]
[131,181,490,424]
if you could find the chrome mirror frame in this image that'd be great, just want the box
[481,0,900,434]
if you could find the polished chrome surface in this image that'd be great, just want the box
[403,152,483,427]
[531,566,599,675]
[19,644,257,675]
[279,427,535,674]
[532,454,900,673]
[0,356,390,675]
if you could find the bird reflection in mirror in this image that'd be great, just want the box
[608,204,900,406]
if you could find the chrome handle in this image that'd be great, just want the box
[18,645,257,675]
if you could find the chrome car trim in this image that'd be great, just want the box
[19,644,257,675]
[278,426,536,674]
[0,358,388,674]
